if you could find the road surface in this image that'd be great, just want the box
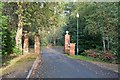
[33,47,119,78]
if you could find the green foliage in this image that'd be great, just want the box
[2,18,16,56]
[63,2,118,55]
[13,47,22,55]
[2,15,8,56]
[1,3,16,57]
[1,2,118,63]
[65,54,103,62]
[19,2,66,46]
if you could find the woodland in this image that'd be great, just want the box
[0,2,119,64]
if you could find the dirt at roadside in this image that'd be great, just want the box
[1,53,38,78]
[91,61,119,73]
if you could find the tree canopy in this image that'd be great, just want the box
[1,2,119,62]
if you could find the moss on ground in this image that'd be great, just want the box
[1,53,38,77]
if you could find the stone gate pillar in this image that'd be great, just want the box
[23,31,28,53]
[64,31,70,54]
[69,43,75,56]
[34,32,40,54]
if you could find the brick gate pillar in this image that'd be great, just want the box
[23,31,28,54]
[69,43,75,56]
[34,32,40,54]
[64,31,70,54]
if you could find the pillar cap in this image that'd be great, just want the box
[66,31,69,34]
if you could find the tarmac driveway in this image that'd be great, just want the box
[33,47,119,78]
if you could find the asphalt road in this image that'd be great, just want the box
[33,47,119,78]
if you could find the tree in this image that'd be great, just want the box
[1,2,16,57]
[83,3,118,53]
[63,2,118,54]
[15,2,23,52]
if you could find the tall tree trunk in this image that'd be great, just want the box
[15,2,23,52]
[107,37,110,51]
[53,26,56,46]
[53,37,56,46]
[102,37,106,52]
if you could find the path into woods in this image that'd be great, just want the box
[32,47,118,78]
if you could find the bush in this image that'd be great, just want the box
[13,47,22,55]
[2,21,15,57]
[87,53,99,58]
[100,52,116,62]
[84,49,100,56]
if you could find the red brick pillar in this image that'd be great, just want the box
[69,43,75,56]
[34,33,40,54]
[23,32,28,54]
[64,31,70,54]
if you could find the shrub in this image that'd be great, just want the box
[87,53,99,58]
[100,52,116,62]
[13,47,22,55]
[84,49,100,58]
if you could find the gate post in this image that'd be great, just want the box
[23,31,28,54]
[34,32,40,54]
[64,31,70,54]
[69,43,75,56]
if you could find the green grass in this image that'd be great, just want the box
[64,54,104,63]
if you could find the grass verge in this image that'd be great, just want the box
[1,53,38,77]
[64,54,106,63]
